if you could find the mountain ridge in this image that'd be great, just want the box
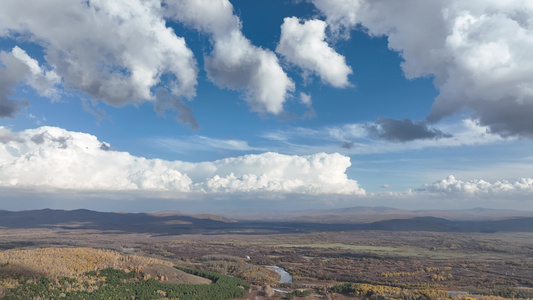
[226,206,533,223]
[1,207,533,234]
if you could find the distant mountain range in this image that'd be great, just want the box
[0,208,237,235]
[1,207,533,234]
[232,206,533,223]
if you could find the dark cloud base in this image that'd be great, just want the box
[366,117,452,142]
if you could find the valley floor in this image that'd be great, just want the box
[1,227,533,299]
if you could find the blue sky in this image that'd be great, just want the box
[1,0,533,213]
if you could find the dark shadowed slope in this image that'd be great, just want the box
[0,209,239,234]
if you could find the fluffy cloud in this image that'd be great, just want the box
[0,126,193,191]
[425,175,533,197]
[277,17,352,88]
[0,126,364,195]
[311,0,533,137]
[165,0,294,114]
[0,0,198,126]
[196,152,363,194]
[0,47,60,117]
[310,0,362,38]
[9,47,61,99]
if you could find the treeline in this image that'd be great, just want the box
[330,282,448,300]
[381,266,452,278]
[2,267,249,300]
[0,247,174,278]
[329,282,533,300]
[192,255,277,285]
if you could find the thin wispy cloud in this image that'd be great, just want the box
[153,135,264,153]
[261,119,512,155]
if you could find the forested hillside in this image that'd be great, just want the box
[0,247,248,299]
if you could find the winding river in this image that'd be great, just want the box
[266,265,292,283]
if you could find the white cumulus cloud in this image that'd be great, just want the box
[0,126,193,191]
[165,0,294,114]
[277,17,352,88]
[10,47,61,98]
[195,152,363,194]
[0,0,198,126]
[0,126,364,196]
[311,0,533,137]
[310,0,363,38]
[425,175,533,197]
[0,47,61,118]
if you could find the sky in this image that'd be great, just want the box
[1,0,533,214]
